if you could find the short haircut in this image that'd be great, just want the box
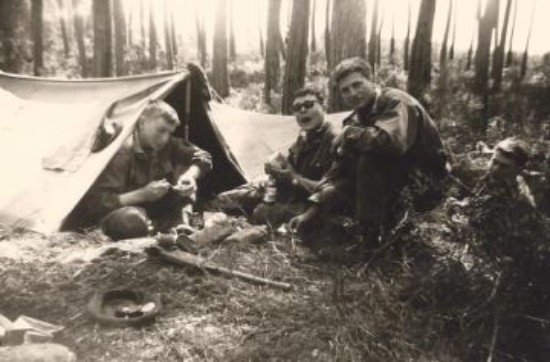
[293,85,324,103]
[140,100,180,127]
[495,138,530,168]
[332,57,373,85]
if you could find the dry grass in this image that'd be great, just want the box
[0,217,465,362]
[1,201,548,361]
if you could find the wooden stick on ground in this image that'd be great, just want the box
[149,247,292,291]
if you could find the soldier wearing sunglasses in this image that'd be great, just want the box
[290,57,449,245]
[252,86,338,227]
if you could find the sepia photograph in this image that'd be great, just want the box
[0,0,549,360]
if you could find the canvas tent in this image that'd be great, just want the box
[0,70,348,233]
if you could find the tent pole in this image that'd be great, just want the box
[184,80,191,141]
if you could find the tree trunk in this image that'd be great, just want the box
[407,0,436,100]
[0,0,28,73]
[72,0,87,77]
[31,0,43,76]
[140,0,146,53]
[520,3,535,80]
[278,29,286,60]
[506,0,517,67]
[492,0,500,55]
[376,11,384,68]
[403,0,411,71]
[164,0,173,70]
[281,0,310,115]
[368,0,378,70]
[449,5,456,60]
[328,0,366,111]
[93,0,112,77]
[439,0,453,67]
[492,0,512,91]
[473,0,498,95]
[324,0,330,66]
[149,1,157,70]
[259,19,265,58]
[229,0,236,61]
[310,0,317,53]
[127,2,133,47]
[56,0,71,58]
[466,37,473,71]
[211,0,230,97]
[473,0,498,132]
[389,13,395,62]
[113,0,127,76]
[264,0,282,104]
[170,5,177,56]
[196,8,207,68]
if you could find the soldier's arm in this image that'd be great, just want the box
[173,139,213,180]
[86,152,133,219]
[342,100,418,155]
[292,174,321,194]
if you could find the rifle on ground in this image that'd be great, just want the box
[147,246,292,291]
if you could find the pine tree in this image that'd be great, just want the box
[0,0,28,73]
[264,0,283,104]
[149,1,157,70]
[93,0,113,77]
[492,0,513,91]
[211,0,230,97]
[31,0,44,76]
[407,0,437,100]
[72,0,88,77]
[403,0,411,71]
[113,0,127,76]
[281,0,311,114]
[328,0,366,111]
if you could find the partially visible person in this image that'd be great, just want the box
[464,139,550,328]
[469,138,540,257]
[290,57,448,244]
[215,86,338,228]
[474,137,534,201]
[83,100,212,240]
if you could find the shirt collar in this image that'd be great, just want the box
[301,120,328,141]
[357,87,382,118]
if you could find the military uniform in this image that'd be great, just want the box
[469,174,547,261]
[310,88,448,237]
[83,132,212,231]
[251,122,338,226]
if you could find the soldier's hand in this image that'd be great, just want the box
[142,179,171,202]
[288,212,312,233]
[174,174,197,198]
[271,167,294,185]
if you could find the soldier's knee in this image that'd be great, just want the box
[101,206,151,241]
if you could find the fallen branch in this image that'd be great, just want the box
[147,247,292,291]
[487,312,500,362]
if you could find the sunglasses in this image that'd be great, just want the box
[292,100,317,112]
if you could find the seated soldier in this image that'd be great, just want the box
[252,86,338,227]
[215,86,337,228]
[82,100,212,240]
[290,57,449,244]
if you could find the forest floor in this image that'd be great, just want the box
[0,208,472,362]
[1,139,549,361]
